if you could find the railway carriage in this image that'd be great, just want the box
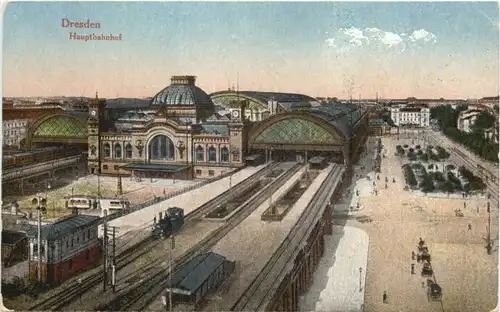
[2,146,80,169]
[100,198,131,217]
[66,196,96,210]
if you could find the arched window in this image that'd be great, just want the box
[104,143,111,158]
[220,147,229,163]
[208,146,217,162]
[125,143,133,158]
[149,135,175,160]
[196,146,205,162]
[114,143,122,159]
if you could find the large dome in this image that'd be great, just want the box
[151,76,214,107]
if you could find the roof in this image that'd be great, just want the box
[105,98,151,109]
[33,115,88,138]
[278,101,313,112]
[211,91,316,103]
[120,163,191,172]
[309,156,326,164]
[2,230,27,245]
[167,252,227,294]
[200,124,229,135]
[151,82,214,107]
[209,90,317,110]
[25,214,100,241]
[309,102,367,138]
[245,154,262,161]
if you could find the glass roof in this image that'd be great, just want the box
[209,91,317,109]
[151,85,214,107]
[254,118,342,145]
[33,115,88,138]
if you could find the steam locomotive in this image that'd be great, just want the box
[152,207,184,238]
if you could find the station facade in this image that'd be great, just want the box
[23,75,369,180]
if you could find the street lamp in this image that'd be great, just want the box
[487,201,492,254]
[359,267,363,292]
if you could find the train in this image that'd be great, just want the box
[3,146,80,169]
[151,207,184,238]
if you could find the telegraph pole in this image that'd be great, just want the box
[268,148,273,210]
[103,210,108,291]
[111,226,117,292]
[169,235,175,311]
[37,197,42,283]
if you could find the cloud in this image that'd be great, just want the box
[409,29,437,43]
[325,27,436,53]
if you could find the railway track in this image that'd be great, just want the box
[232,165,344,311]
[185,162,279,221]
[27,163,276,311]
[28,235,159,311]
[95,162,304,311]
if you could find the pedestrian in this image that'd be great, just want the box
[464,202,466,209]
[468,223,472,231]
[411,263,415,274]
[383,291,388,304]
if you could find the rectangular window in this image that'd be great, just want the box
[66,241,69,249]
[88,229,91,239]
[71,238,74,247]
[77,235,80,244]
[196,169,202,175]
[103,165,109,170]
[208,170,215,177]
[114,165,120,171]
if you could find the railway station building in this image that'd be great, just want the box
[21,75,369,180]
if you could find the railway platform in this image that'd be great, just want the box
[200,164,337,311]
[101,164,268,238]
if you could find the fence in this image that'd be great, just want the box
[103,167,244,223]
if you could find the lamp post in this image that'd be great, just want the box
[359,267,363,292]
[487,201,492,254]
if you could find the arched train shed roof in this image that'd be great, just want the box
[209,91,317,110]
[248,102,367,149]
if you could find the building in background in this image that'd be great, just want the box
[3,119,30,148]
[390,104,430,128]
[457,109,483,133]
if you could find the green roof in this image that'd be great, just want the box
[26,215,100,241]
[254,118,342,145]
[33,115,88,138]
[121,164,191,172]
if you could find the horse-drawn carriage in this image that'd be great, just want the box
[421,262,433,277]
[427,282,442,301]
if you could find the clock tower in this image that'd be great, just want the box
[87,92,106,174]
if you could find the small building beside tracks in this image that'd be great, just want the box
[163,252,235,309]
[26,214,101,284]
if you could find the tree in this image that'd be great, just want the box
[445,164,455,171]
[472,110,496,133]
[442,180,455,194]
[419,153,429,162]
[419,176,435,193]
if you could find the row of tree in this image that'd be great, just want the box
[430,105,498,162]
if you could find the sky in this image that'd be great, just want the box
[2,2,499,99]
